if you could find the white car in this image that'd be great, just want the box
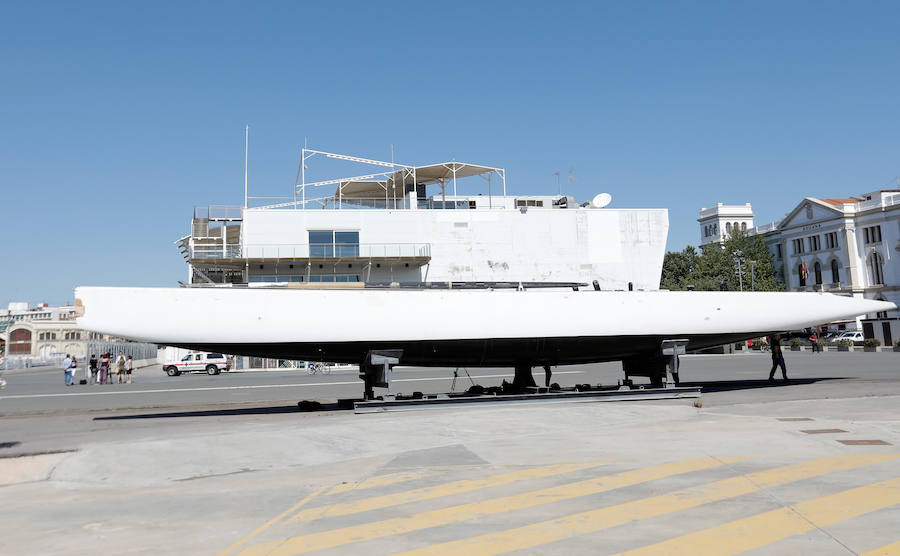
[828,330,865,346]
[162,352,229,376]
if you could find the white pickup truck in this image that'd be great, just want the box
[162,352,230,376]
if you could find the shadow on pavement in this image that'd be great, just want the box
[92,378,851,421]
[679,377,851,393]
[93,401,352,420]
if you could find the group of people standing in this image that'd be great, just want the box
[64,353,134,385]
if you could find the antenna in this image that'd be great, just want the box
[553,171,560,195]
[243,125,249,209]
[567,167,575,196]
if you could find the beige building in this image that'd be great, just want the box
[1,302,156,367]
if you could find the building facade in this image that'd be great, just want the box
[698,203,755,246]
[1,302,156,365]
[701,190,900,342]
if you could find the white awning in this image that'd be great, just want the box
[392,162,502,185]
[333,180,391,199]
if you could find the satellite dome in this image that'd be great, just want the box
[592,193,612,208]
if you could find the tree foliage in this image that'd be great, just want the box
[661,231,783,291]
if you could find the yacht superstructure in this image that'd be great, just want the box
[178,149,668,290]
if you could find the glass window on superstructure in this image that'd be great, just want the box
[334,231,359,257]
[309,231,334,257]
[309,274,360,282]
[309,230,359,257]
[250,275,304,283]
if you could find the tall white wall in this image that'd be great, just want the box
[241,207,669,290]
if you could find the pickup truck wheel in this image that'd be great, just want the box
[206,365,218,375]
[165,366,179,377]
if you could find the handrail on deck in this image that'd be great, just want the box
[190,243,432,260]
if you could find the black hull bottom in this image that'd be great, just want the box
[172,332,772,367]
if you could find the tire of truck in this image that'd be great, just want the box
[165,366,180,377]
[206,364,219,375]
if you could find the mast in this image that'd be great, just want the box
[243,125,249,209]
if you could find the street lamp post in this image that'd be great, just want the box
[732,249,746,292]
[749,260,757,291]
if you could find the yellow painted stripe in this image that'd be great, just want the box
[328,470,433,495]
[217,486,326,556]
[238,457,737,556]
[621,477,900,556]
[286,461,605,523]
[863,540,900,556]
[393,454,898,556]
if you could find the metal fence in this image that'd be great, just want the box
[0,355,67,370]
[0,341,159,370]
[86,340,158,361]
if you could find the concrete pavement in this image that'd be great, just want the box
[1,352,898,555]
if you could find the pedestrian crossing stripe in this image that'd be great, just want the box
[239,457,740,556]
[617,477,900,556]
[390,454,898,556]
[327,470,436,495]
[287,461,606,523]
[862,540,900,556]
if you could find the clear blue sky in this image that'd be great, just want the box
[3,1,900,305]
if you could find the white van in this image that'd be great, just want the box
[162,352,229,376]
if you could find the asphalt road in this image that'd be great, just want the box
[0,364,598,414]
[2,351,899,555]
[2,351,899,415]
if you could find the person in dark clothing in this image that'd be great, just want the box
[768,334,788,382]
[543,365,552,387]
[89,354,98,384]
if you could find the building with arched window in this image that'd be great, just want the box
[723,190,900,341]
[868,251,885,286]
[702,190,898,342]
[697,203,755,246]
[0,302,129,362]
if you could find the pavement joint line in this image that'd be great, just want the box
[236,457,742,556]
[387,454,900,556]
[616,476,900,556]
[861,539,900,555]
[0,371,585,400]
[217,485,327,556]
[285,461,608,524]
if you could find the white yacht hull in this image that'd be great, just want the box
[74,286,895,366]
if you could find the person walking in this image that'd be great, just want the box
[115,353,126,384]
[810,330,820,353]
[768,334,788,383]
[71,356,79,384]
[99,353,110,384]
[89,354,98,384]
[125,355,134,384]
[62,354,74,386]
